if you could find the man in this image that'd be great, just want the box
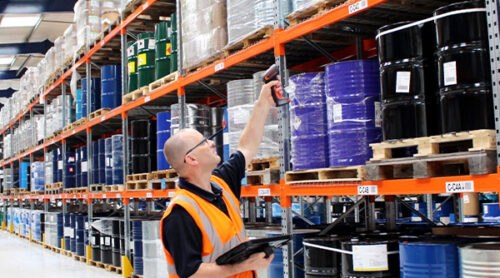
[160,79,282,278]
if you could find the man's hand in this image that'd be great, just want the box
[259,80,283,106]
[238,252,275,271]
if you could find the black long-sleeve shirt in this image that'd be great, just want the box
[162,151,246,278]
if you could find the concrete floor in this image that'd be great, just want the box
[0,231,120,278]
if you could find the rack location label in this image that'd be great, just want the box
[358,185,378,195]
[258,188,271,196]
[446,181,474,193]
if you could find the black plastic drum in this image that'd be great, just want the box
[112,220,121,267]
[382,100,427,140]
[377,21,436,63]
[434,0,487,48]
[340,238,400,277]
[91,228,101,262]
[304,236,343,277]
[101,234,113,264]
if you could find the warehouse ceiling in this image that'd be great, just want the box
[0,0,76,91]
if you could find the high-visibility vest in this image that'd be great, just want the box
[160,175,255,278]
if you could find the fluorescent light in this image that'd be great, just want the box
[0,57,14,65]
[0,15,40,28]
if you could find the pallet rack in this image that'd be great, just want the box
[1,0,500,277]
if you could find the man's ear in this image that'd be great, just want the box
[185,154,198,166]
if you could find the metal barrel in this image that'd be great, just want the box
[155,21,171,80]
[460,242,500,277]
[133,220,144,275]
[137,32,155,88]
[111,135,124,185]
[156,111,171,170]
[98,139,106,184]
[127,40,138,93]
[81,77,101,116]
[101,64,122,109]
[104,137,113,185]
[170,12,178,73]
[80,146,88,188]
[400,241,459,277]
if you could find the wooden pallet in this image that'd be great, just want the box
[147,169,178,180]
[44,131,61,142]
[88,260,107,269]
[44,244,62,254]
[127,173,148,182]
[61,249,74,258]
[132,275,144,278]
[74,255,87,263]
[106,264,122,274]
[89,108,111,120]
[29,191,44,195]
[123,0,144,16]
[122,86,149,104]
[149,71,179,91]
[71,117,87,130]
[32,239,43,246]
[285,165,366,184]
[246,169,280,185]
[184,52,225,74]
[104,185,124,192]
[126,180,148,191]
[223,26,274,57]
[370,129,496,161]
[366,150,497,181]
[286,0,352,26]
[247,157,280,171]
[90,184,104,192]
[46,182,63,190]
[64,187,89,193]
[148,178,177,190]
[45,188,63,195]
[11,188,27,195]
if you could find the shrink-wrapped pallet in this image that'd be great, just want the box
[181,0,227,69]
[74,0,102,50]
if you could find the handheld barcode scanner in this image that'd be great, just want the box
[263,64,290,106]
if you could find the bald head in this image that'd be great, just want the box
[163,129,201,173]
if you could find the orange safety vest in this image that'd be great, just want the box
[160,175,255,278]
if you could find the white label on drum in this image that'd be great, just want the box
[333,104,342,123]
[374,101,382,127]
[148,39,155,50]
[352,244,389,271]
[106,157,111,167]
[81,162,88,172]
[484,205,489,214]
[395,71,411,93]
[443,61,457,86]
[138,39,145,49]
[58,161,63,170]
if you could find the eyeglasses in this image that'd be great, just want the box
[183,127,225,163]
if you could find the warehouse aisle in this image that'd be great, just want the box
[0,231,120,278]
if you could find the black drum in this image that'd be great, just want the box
[434,0,487,48]
[340,238,400,277]
[304,236,344,277]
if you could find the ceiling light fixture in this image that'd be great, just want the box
[0,15,40,28]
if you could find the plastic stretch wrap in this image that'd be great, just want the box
[54,36,65,70]
[291,0,322,13]
[30,210,44,241]
[45,47,56,79]
[64,24,77,62]
[74,0,102,49]
[31,161,45,192]
[181,0,227,69]
[44,212,63,248]
[228,79,255,107]
[227,0,274,45]
[325,60,382,167]
[288,72,328,170]
[45,151,53,185]
[228,125,279,159]
[142,220,168,278]
[45,95,74,137]
[101,0,120,32]
[92,218,114,236]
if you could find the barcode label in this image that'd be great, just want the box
[349,0,368,14]
[116,193,121,198]
[258,188,271,196]
[358,185,378,195]
[215,62,224,72]
[101,116,105,122]
[102,194,106,198]
[443,61,457,86]
[146,192,152,198]
[144,96,151,103]
[168,191,175,198]
[333,104,343,123]
[446,180,474,193]
[395,71,411,93]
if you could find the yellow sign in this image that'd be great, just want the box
[138,53,147,66]
[128,61,136,73]
[166,43,171,56]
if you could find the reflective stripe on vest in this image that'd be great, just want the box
[162,176,250,277]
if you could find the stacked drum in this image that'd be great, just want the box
[377,20,439,140]
[131,119,157,174]
[435,0,493,132]
[101,64,122,109]
[156,111,172,170]
[325,60,382,167]
[289,72,328,170]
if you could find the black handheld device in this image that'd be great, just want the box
[263,64,290,106]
